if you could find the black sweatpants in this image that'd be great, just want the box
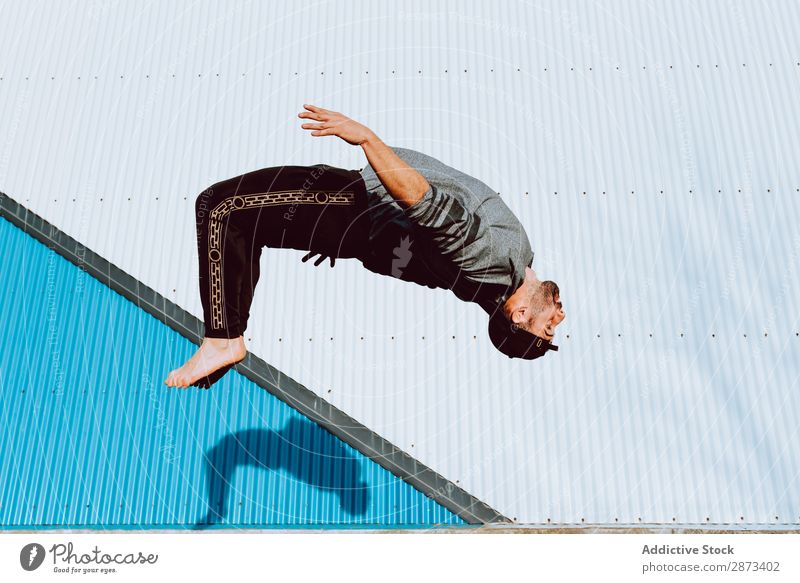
[194,164,372,338]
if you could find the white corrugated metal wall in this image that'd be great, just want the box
[0,0,798,525]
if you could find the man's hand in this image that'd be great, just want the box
[299,103,430,208]
[298,104,375,146]
[301,251,335,268]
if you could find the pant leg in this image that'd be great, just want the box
[196,187,255,338]
[236,243,261,337]
[194,164,370,338]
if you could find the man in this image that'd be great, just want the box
[165,104,565,389]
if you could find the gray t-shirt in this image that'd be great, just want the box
[358,146,533,315]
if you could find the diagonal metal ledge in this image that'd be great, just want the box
[0,190,511,525]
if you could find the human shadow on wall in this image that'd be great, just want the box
[195,417,369,527]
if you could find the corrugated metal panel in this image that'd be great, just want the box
[0,217,462,528]
[0,0,798,526]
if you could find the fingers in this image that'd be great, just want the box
[298,111,324,121]
[300,104,340,119]
[303,103,337,115]
[299,105,345,138]
[302,251,326,265]
[301,251,336,267]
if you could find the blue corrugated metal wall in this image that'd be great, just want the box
[0,217,462,528]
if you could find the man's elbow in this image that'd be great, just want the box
[403,182,437,223]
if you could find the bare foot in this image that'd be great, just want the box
[164,336,247,389]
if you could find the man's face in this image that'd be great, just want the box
[527,280,565,341]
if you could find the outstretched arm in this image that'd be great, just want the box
[298,104,430,208]
[298,104,487,279]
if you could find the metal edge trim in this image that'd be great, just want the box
[0,190,511,525]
